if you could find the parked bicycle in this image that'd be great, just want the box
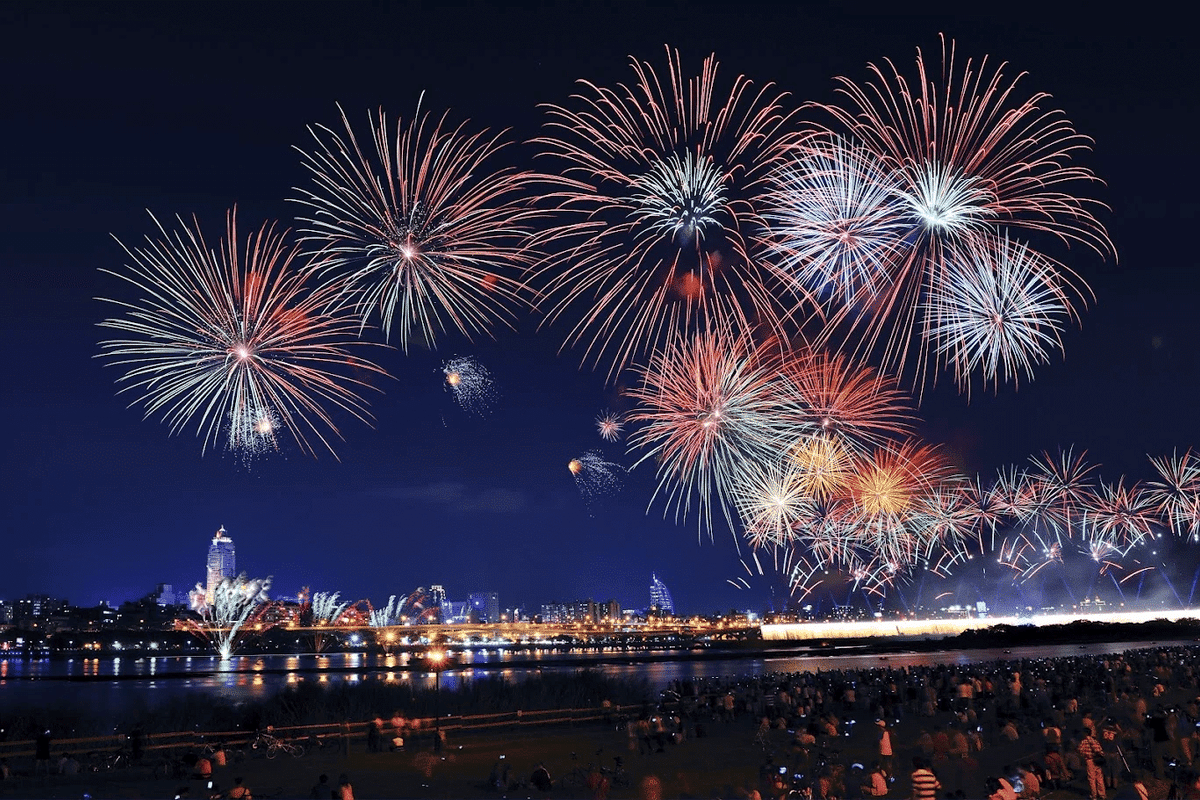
[85,748,132,772]
[250,728,305,759]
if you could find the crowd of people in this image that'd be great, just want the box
[11,644,1200,798]
[635,644,1200,799]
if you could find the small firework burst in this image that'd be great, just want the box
[568,450,623,514]
[228,405,282,463]
[596,409,624,442]
[442,356,496,416]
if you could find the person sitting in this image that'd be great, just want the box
[531,762,552,792]
[58,752,80,775]
[862,761,889,797]
[1017,763,1042,799]
[227,776,252,799]
[193,754,213,780]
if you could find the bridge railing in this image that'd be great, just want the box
[0,703,645,764]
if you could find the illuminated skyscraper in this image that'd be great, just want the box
[649,573,674,616]
[206,525,236,598]
[469,592,499,623]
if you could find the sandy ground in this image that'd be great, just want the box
[0,710,1180,800]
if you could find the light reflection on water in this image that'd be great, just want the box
[0,639,1183,726]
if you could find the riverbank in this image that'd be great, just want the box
[4,640,1200,798]
[0,687,1185,800]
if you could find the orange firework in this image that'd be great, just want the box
[851,441,950,518]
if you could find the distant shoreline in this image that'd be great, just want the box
[4,617,1198,682]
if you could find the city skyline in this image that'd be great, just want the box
[2,3,1197,616]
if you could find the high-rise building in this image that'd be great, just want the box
[206,525,236,598]
[429,585,446,609]
[649,573,674,616]
[468,592,500,623]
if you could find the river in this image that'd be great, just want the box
[0,638,1182,728]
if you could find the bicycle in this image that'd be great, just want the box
[86,748,132,772]
[250,730,305,759]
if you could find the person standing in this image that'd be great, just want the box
[34,729,51,775]
[1078,726,1106,800]
[877,719,894,776]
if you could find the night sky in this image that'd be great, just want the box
[2,2,1196,615]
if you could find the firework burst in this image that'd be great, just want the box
[293,98,540,351]
[927,235,1072,392]
[1085,476,1156,549]
[1026,447,1098,535]
[733,460,813,549]
[788,435,853,501]
[811,36,1110,391]
[97,210,387,459]
[595,409,624,442]
[442,356,496,416]
[1147,450,1200,540]
[762,135,907,306]
[532,46,808,379]
[779,345,915,452]
[625,327,803,539]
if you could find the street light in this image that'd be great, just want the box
[428,648,446,752]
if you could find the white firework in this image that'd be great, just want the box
[369,595,399,627]
[443,356,496,416]
[595,409,624,442]
[187,574,272,660]
[763,136,907,305]
[927,235,1071,391]
[568,450,624,514]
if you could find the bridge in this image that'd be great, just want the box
[241,619,761,647]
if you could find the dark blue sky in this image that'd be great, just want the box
[2,2,1196,614]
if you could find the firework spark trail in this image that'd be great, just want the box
[568,450,624,514]
[531,46,810,380]
[186,574,272,660]
[442,356,496,416]
[293,98,540,351]
[810,35,1111,391]
[97,210,387,459]
[596,409,624,442]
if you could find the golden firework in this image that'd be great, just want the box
[790,436,851,500]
